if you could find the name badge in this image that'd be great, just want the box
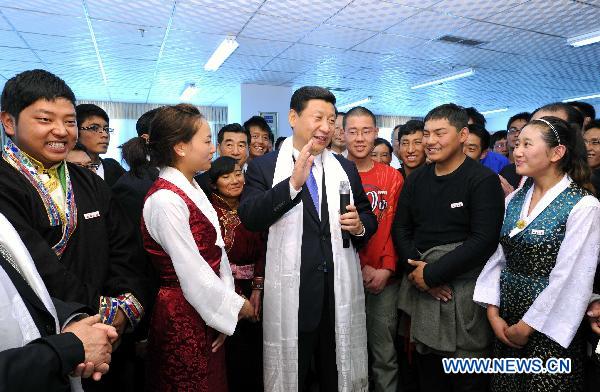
[531,229,545,235]
[84,211,100,220]
[450,202,464,209]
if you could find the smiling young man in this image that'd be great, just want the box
[0,69,150,390]
[344,106,403,392]
[398,120,426,179]
[329,110,347,156]
[392,103,504,392]
[239,86,377,391]
[76,104,124,186]
[244,115,272,161]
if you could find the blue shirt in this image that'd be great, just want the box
[481,151,509,174]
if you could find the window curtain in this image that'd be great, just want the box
[77,100,227,164]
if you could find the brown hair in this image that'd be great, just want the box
[531,116,593,193]
[148,104,204,167]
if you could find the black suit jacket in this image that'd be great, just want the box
[238,150,377,332]
[0,255,87,392]
[193,171,213,197]
[100,158,125,187]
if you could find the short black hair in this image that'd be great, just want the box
[208,156,239,185]
[136,107,161,136]
[506,112,531,130]
[343,106,376,129]
[76,104,109,129]
[490,130,507,146]
[398,120,425,141]
[424,103,468,132]
[585,119,600,132]
[373,138,393,155]
[290,86,336,115]
[465,107,486,126]
[569,101,596,120]
[532,103,584,131]
[218,123,249,144]
[1,69,76,121]
[336,110,346,117]
[72,141,90,154]
[467,123,490,151]
[243,115,271,134]
[275,136,286,150]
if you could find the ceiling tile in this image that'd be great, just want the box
[327,0,420,31]
[86,0,174,27]
[1,8,89,36]
[171,3,252,35]
[386,9,470,40]
[429,0,528,20]
[241,13,319,42]
[259,0,351,20]
[301,24,376,49]
[0,1,83,16]
[352,32,426,54]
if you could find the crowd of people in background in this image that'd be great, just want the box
[0,68,599,392]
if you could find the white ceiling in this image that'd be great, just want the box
[0,0,599,121]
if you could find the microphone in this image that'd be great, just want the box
[340,181,351,248]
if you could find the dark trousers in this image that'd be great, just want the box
[415,353,489,392]
[298,278,338,392]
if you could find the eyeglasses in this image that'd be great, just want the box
[584,139,600,146]
[508,127,522,134]
[345,128,375,137]
[79,125,114,134]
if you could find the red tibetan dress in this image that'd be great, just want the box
[142,171,242,392]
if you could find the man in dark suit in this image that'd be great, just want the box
[76,103,125,186]
[238,86,377,391]
[0,234,116,391]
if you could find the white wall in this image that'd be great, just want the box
[240,84,293,137]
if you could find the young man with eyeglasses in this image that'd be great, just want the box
[76,104,124,186]
[0,69,151,391]
[499,112,531,190]
[344,106,403,391]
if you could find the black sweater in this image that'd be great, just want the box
[392,157,504,287]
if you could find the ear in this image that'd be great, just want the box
[288,109,297,129]
[173,141,187,158]
[0,112,17,137]
[459,126,469,143]
[375,127,380,138]
[551,144,566,163]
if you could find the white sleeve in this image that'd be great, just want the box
[473,244,506,308]
[143,190,244,336]
[522,196,600,348]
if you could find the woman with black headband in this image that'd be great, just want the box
[474,116,600,391]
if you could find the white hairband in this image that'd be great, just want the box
[535,118,561,145]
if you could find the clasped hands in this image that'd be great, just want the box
[487,305,533,348]
[63,315,118,381]
[290,140,363,235]
[407,259,453,302]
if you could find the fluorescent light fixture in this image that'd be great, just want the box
[204,36,239,71]
[567,29,600,47]
[180,83,198,101]
[411,68,475,90]
[480,107,508,115]
[337,96,372,111]
[562,93,600,102]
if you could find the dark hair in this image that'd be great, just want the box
[275,136,286,151]
[424,103,469,132]
[148,104,204,167]
[532,103,584,132]
[208,156,239,185]
[336,110,346,117]
[506,112,532,130]
[1,69,76,121]
[343,106,376,129]
[136,107,161,136]
[243,115,271,134]
[398,120,425,141]
[465,107,486,126]
[530,116,592,192]
[569,101,596,120]
[585,120,600,132]
[373,138,393,155]
[218,123,249,145]
[76,104,109,129]
[467,124,490,151]
[490,130,507,146]
[290,86,336,115]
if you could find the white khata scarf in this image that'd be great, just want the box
[0,212,83,391]
[262,137,368,391]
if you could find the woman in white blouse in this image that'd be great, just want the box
[141,104,254,392]
[474,116,600,392]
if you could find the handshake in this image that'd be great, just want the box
[63,315,119,381]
